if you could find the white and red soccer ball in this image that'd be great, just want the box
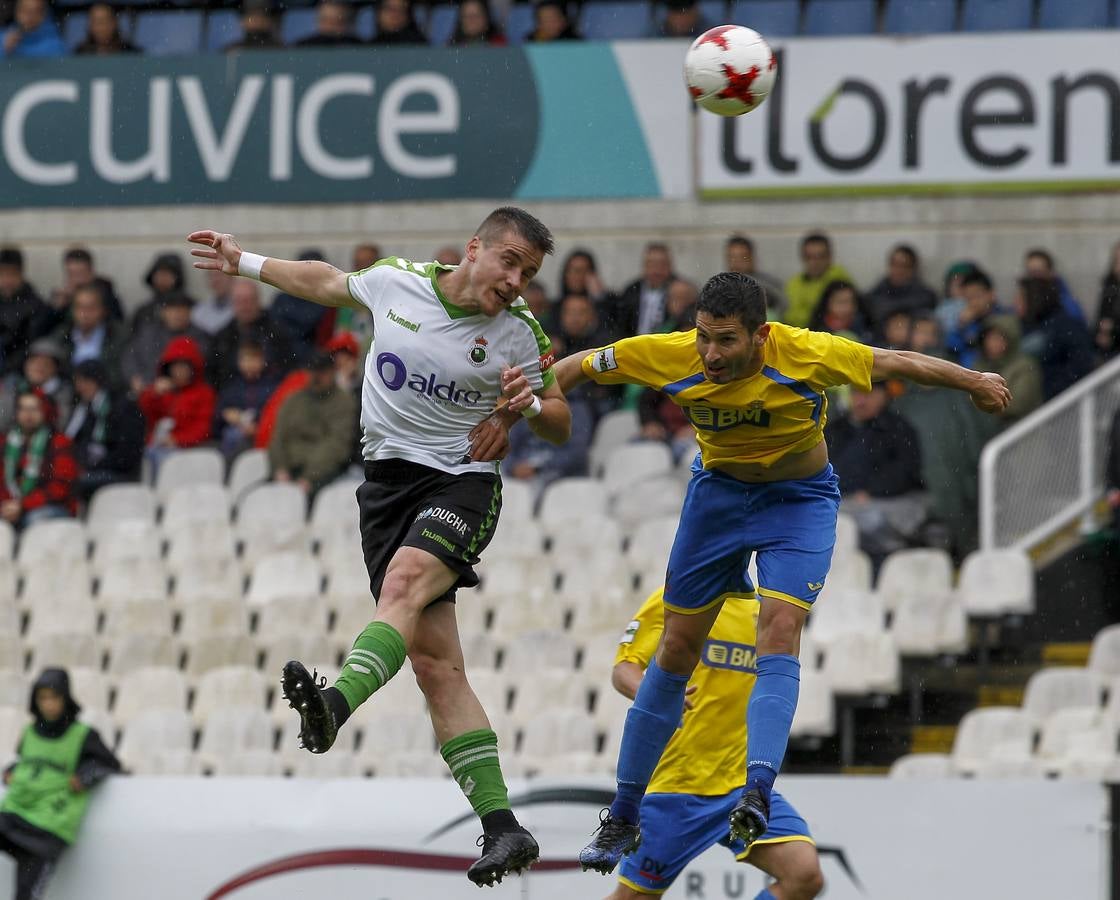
[684,25,777,117]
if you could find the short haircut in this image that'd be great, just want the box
[800,231,830,251]
[961,269,993,292]
[73,282,105,306]
[1025,247,1055,271]
[696,272,767,332]
[891,244,918,266]
[64,247,93,267]
[0,246,24,270]
[645,242,670,256]
[726,234,754,253]
[476,207,554,256]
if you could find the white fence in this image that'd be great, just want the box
[0,776,1108,899]
[980,355,1120,551]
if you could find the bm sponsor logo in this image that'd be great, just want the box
[683,402,771,432]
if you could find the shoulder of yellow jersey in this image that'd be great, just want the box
[582,332,698,389]
[765,322,874,392]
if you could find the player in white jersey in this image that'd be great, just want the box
[188,208,570,886]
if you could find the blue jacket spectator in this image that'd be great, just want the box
[1016,277,1095,400]
[2,0,66,57]
[1024,248,1086,325]
[945,269,1008,369]
[503,396,594,493]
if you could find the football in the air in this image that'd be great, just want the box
[684,25,777,117]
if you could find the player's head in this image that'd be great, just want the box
[464,207,554,316]
[694,272,769,384]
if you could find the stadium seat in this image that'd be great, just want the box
[236,482,308,574]
[182,633,257,676]
[498,478,534,524]
[192,666,269,725]
[16,519,87,576]
[103,632,179,675]
[117,709,195,774]
[538,477,610,524]
[579,1,651,40]
[0,519,13,565]
[890,592,968,656]
[807,588,885,647]
[179,597,250,641]
[1088,624,1120,677]
[0,669,27,710]
[289,750,360,778]
[625,514,680,572]
[227,448,269,507]
[1039,0,1109,28]
[803,0,876,35]
[281,7,319,44]
[101,597,174,638]
[1034,708,1114,776]
[475,557,538,605]
[308,479,361,556]
[504,3,535,44]
[580,629,629,687]
[97,561,169,608]
[882,0,956,33]
[821,631,899,694]
[874,547,954,612]
[246,551,322,606]
[25,595,96,641]
[114,666,189,726]
[612,475,686,528]
[503,630,578,671]
[834,512,858,557]
[88,484,156,528]
[548,512,623,560]
[26,632,98,672]
[518,710,599,768]
[330,594,375,646]
[256,595,330,639]
[1021,667,1104,724]
[485,517,545,566]
[0,708,27,757]
[91,520,163,575]
[961,0,1033,31]
[603,441,674,495]
[0,599,18,637]
[204,9,241,51]
[426,4,456,44]
[197,706,275,769]
[489,592,566,638]
[356,710,434,760]
[728,0,799,36]
[956,548,1034,617]
[19,562,93,612]
[162,484,231,531]
[461,631,503,670]
[462,668,512,717]
[155,448,224,504]
[323,550,371,601]
[133,10,202,55]
[888,752,952,778]
[68,667,112,714]
[210,749,282,777]
[172,558,243,604]
[167,523,239,579]
[950,707,1035,775]
[509,668,591,723]
[674,440,700,481]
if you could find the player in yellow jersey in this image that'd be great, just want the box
[549,273,1010,873]
[608,588,822,900]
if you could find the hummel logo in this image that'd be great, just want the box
[461,776,477,797]
[807,581,824,592]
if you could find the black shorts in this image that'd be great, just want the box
[358,458,502,604]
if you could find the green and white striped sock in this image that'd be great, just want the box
[441,729,512,819]
[332,621,407,713]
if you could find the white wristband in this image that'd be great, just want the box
[238,252,267,281]
[520,395,543,418]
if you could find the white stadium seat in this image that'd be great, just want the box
[117,709,195,774]
[192,666,269,726]
[625,515,680,571]
[951,707,1035,776]
[518,709,598,767]
[209,749,282,777]
[888,753,953,779]
[611,475,686,528]
[323,551,371,600]
[807,589,885,647]
[1021,667,1103,724]
[546,513,623,563]
[16,519,88,575]
[308,478,361,552]
[957,548,1034,617]
[508,668,591,723]
[26,632,98,671]
[602,441,674,495]
[182,634,258,676]
[537,477,609,526]
[197,706,275,767]
[488,593,565,639]
[462,669,511,717]
[154,448,224,503]
[87,484,157,528]
[227,448,270,506]
[178,598,249,641]
[114,666,189,726]
[498,478,535,524]
[825,548,873,592]
[874,547,954,612]
[0,598,18,637]
[821,632,899,695]
[91,520,163,573]
[97,561,169,608]
[67,667,113,714]
[101,597,174,638]
[258,632,335,674]
[588,409,640,477]
[246,552,322,607]
[674,440,700,480]
[0,669,27,710]
[502,630,578,672]
[1034,708,1115,776]
[461,632,503,671]
[0,635,24,673]
[161,484,231,530]
[254,594,329,638]
[485,517,545,566]
[172,559,243,605]
[890,592,968,656]
[834,512,859,557]
[103,632,180,675]
[0,708,28,756]
[0,520,15,568]
[165,522,238,577]
[236,482,308,573]
[25,596,96,640]
[1088,624,1120,678]
[19,562,93,609]
[355,711,434,759]
[790,665,835,738]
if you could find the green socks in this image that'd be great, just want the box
[333,621,407,714]
[441,729,513,819]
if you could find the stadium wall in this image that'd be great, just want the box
[0,776,1108,899]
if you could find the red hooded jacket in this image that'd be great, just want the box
[138,337,216,448]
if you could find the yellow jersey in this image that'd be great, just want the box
[581,324,874,469]
[615,589,760,796]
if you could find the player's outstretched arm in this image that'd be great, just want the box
[552,353,592,395]
[187,230,359,309]
[871,347,1011,414]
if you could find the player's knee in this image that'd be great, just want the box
[378,561,431,613]
[756,602,806,655]
[657,628,704,674]
[411,652,465,701]
[783,862,824,899]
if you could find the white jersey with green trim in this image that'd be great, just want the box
[347,257,556,476]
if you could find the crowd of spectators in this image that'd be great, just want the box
[0,231,1114,560]
[0,0,724,58]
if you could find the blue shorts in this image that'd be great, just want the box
[618,790,812,894]
[664,462,840,614]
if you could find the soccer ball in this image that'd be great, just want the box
[684,25,777,117]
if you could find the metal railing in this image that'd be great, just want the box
[979,355,1120,551]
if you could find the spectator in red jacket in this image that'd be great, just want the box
[138,337,215,474]
[0,389,79,528]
